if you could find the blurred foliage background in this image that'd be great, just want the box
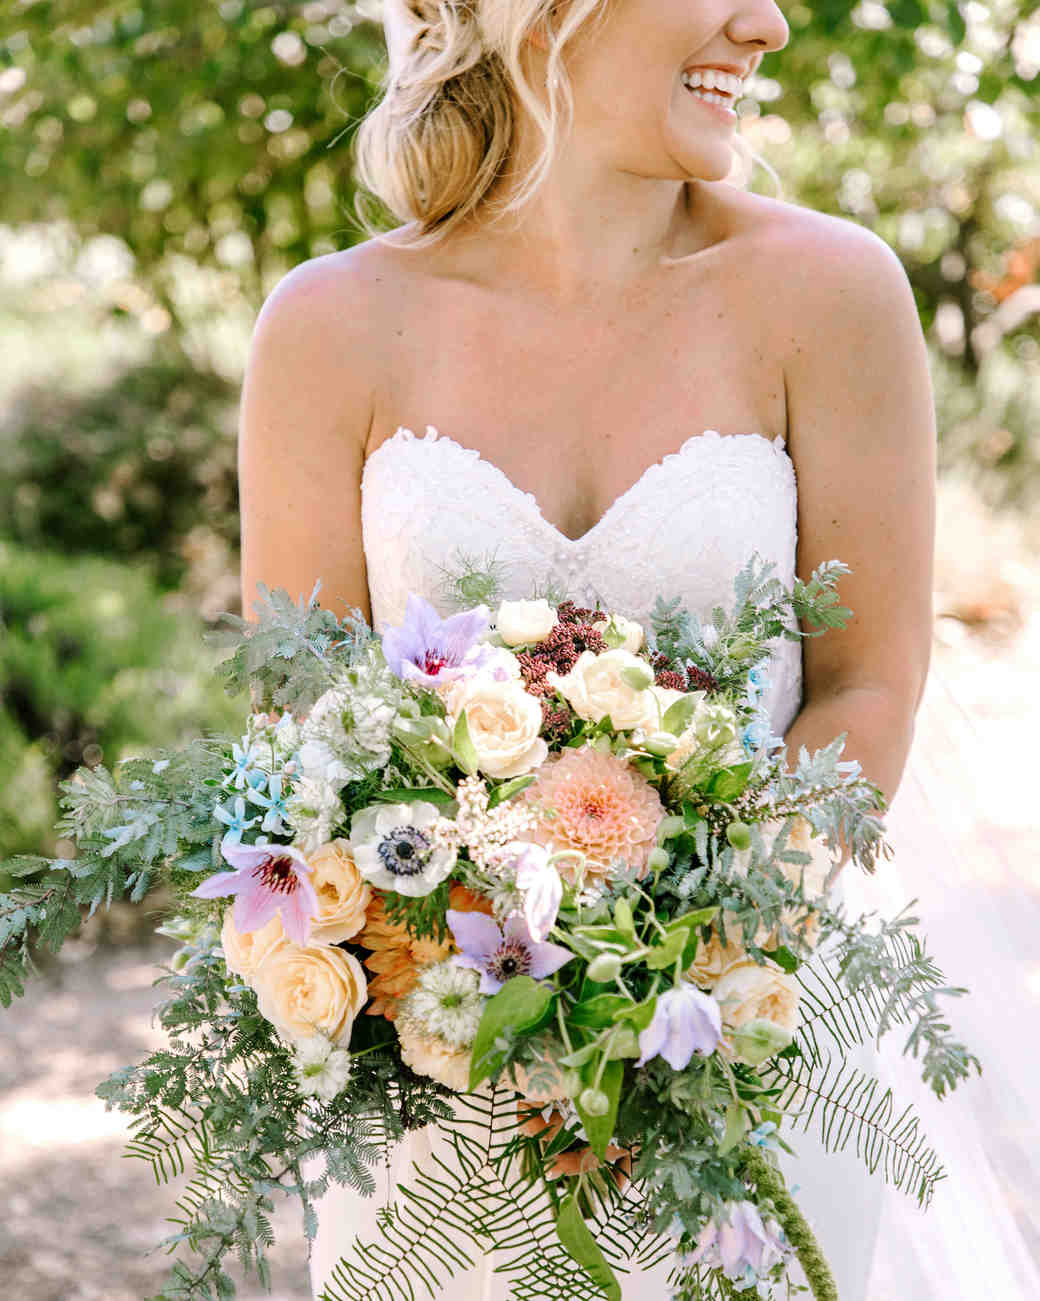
[0,0,1037,878]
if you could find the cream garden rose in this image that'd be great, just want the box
[712,957,801,1063]
[251,941,368,1047]
[547,648,666,732]
[494,598,558,646]
[686,927,748,989]
[306,838,372,945]
[445,675,548,778]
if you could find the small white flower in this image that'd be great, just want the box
[348,800,457,896]
[286,774,343,854]
[396,960,486,1048]
[292,1035,353,1101]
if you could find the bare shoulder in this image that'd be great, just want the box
[718,185,911,314]
[256,232,415,363]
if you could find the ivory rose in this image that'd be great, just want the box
[546,648,664,731]
[306,838,372,945]
[445,676,549,778]
[494,598,558,646]
[251,942,368,1048]
[596,612,645,654]
[664,695,745,772]
[712,957,801,1063]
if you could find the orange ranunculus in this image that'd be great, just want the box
[357,882,493,1020]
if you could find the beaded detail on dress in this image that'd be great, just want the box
[361,423,802,737]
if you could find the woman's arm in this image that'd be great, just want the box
[778,217,937,867]
[238,253,379,626]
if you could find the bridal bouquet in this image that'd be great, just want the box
[0,557,980,1301]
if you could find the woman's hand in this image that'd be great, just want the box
[517,1101,634,1189]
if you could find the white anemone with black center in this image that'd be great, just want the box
[346,799,457,897]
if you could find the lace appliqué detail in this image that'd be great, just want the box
[361,423,802,737]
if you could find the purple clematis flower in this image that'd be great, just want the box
[189,842,318,945]
[687,1199,790,1281]
[636,984,723,1070]
[446,909,573,994]
[381,593,495,689]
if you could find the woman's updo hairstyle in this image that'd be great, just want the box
[354,0,611,244]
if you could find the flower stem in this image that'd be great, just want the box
[738,1146,839,1301]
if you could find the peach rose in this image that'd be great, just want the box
[396,1023,472,1091]
[252,942,368,1047]
[306,838,372,945]
[221,911,289,981]
[686,927,748,988]
[712,957,801,1062]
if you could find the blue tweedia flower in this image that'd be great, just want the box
[246,773,291,835]
[744,660,771,709]
[223,740,264,791]
[748,1120,780,1150]
[214,795,259,844]
[742,719,770,757]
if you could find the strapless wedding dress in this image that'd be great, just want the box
[308,423,887,1300]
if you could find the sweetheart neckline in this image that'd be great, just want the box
[363,423,794,547]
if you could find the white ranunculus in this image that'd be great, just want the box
[546,648,663,732]
[446,676,548,779]
[494,598,558,647]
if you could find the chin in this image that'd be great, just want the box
[656,123,734,182]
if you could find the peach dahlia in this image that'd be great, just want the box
[519,744,664,884]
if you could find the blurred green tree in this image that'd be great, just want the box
[0,541,245,868]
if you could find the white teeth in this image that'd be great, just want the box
[687,88,733,108]
[680,69,744,97]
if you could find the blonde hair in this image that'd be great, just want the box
[353,0,782,246]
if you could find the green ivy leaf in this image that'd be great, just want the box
[486,773,537,808]
[555,1193,621,1301]
[374,786,456,805]
[706,762,753,801]
[569,993,630,1028]
[452,709,480,777]
[645,927,689,970]
[661,693,701,737]
[719,1099,749,1156]
[468,975,553,1090]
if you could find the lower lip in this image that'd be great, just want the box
[683,87,738,122]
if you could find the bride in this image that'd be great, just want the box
[235,0,942,1296]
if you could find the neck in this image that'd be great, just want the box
[448,123,716,305]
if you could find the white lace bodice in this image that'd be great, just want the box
[361,424,803,737]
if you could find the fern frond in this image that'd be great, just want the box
[124,1105,213,1185]
[764,1047,947,1209]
